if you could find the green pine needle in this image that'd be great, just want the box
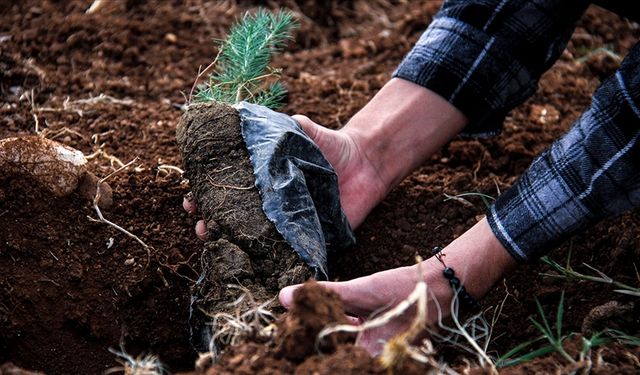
[194,9,297,109]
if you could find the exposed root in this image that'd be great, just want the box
[91,129,116,144]
[23,91,133,119]
[86,0,105,14]
[187,48,223,106]
[105,345,167,375]
[87,159,152,276]
[40,127,88,142]
[429,287,496,373]
[19,89,41,134]
[206,174,253,190]
[203,284,277,364]
[86,148,127,169]
[317,259,456,374]
[73,93,134,107]
[156,163,184,178]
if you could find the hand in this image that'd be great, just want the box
[279,218,517,355]
[293,78,468,228]
[292,115,387,229]
[183,78,467,238]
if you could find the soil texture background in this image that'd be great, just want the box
[1,1,639,374]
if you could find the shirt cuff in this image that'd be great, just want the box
[486,42,640,262]
[392,17,537,137]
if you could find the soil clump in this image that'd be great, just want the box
[176,102,312,349]
[188,282,436,375]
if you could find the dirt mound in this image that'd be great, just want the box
[192,282,435,375]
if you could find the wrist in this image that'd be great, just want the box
[343,78,468,192]
[421,218,517,308]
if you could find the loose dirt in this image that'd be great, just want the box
[1,1,639,374]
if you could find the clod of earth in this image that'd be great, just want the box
[191,282,439,374]
[176,101,312,350]
[0,136,112,209]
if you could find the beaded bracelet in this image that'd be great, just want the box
[431,246,481,313]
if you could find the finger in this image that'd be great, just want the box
[292,114,320,140]
[195,219,207,241]
[279,280,371,317]
[183,193,197,214]
[278,284,301,308]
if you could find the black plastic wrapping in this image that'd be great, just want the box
[236,101,356,279]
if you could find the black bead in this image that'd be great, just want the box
[431,246,442,255]
[449,277,461,288]
[443,267,455,279]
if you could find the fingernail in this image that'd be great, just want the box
[278,286,297,308]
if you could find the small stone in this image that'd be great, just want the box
[124,257,135,266]
[165,33,177,43]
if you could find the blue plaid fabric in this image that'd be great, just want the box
[393,0,640,262]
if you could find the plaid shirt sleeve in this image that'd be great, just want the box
[488,44,640,262]
[393,0,640,262]
[393,0,590,136]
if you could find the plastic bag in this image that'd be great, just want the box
[236,101,356,279]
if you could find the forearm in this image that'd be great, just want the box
[343,78,468,194]
[332,218,516,318]
[393,0,589,135]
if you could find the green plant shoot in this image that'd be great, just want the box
[194,9,297,109]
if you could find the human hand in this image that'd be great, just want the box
[292,115,388,229]
[181,110,389,240]
[278,262,450,355]
[183,78,467,238]
[279,218,517,355]
[181,113,386,240]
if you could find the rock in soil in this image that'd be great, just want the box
[0,136,112,208]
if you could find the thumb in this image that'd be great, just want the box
[292,114,322,142]
[278,284,301,308]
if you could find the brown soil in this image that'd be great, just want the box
[190,282,435,375]
[1,1,639,374]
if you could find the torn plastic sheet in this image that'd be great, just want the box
[235,101,356,280]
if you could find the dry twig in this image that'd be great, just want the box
[318,259,457,374]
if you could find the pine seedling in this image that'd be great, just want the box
[193,9,297,109]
